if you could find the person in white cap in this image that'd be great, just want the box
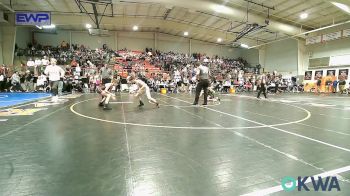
[127,74,159,108]
[44,58,65,102]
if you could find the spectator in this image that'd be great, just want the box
[27,58,35,67]
[0,70,5,92]
[71,57,78,67]
[10,71,21,92]
[37,72,46,91]
[20,72,26,91]
[33,64,40,92]
[44,58,65,102]
[24,70,33,92]
[42,56,49,66]
[61,40,68,49]
[34,57,42,67]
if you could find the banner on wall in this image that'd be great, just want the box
[306,29,350,45]
[338,69,348,80]
[15,12,51,26]
[304,71,312,80]
[343,29,350,38]
[322,31,342,41]
[326,70,336,84]
[315,70,323,79]
[306,36,322,45]
[326,70,336,76]
[330,54,350,66]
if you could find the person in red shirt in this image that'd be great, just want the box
[70,57,78,67]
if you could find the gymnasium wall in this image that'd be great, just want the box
[117,32,154,51]
[15,28,241,58]
[191,40,241,58]
[0,26,3,64]
[1,26,16,65]
[72,31,115,50]
[303,34,350,90]
[157,33,189,54]
[15,27,32,49]
[240,49,259,66]
[302,23,350,88]
[34,30,70,47]
[306,23,350,60]
[307,38,350,59]
[264,38,298,74]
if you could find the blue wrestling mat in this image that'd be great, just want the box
[0,93,51,108]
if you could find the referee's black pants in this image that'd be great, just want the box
[0,81,5,92]
[102,78,111,85]
[194,79,210,105]
[257,84,267,98]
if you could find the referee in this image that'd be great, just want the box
[193,62,210,105]
[100,64,112,84]
[257,75,267,99]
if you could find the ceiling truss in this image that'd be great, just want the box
[74,0,114,29]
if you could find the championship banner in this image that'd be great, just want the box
[306,36,321,45]
[343,29,350,38]
[322,31,341,41]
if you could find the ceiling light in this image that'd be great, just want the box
[300,13,308,19]
[241,43,249,48]
[35,25,42,30]
[212,4,232,14]
[133,25,138,31]
[217,38,222,43]
[42,24,56,29]
[85,23,92,29]
[331,2,350,13]
[184,31,189,36]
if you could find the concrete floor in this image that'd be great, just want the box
[1,92,350,196]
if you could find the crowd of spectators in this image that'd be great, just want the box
[0,42,296,95]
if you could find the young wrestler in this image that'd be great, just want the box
[97,78,117,110]
[200,87,220,102]
[127,75,159,108]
